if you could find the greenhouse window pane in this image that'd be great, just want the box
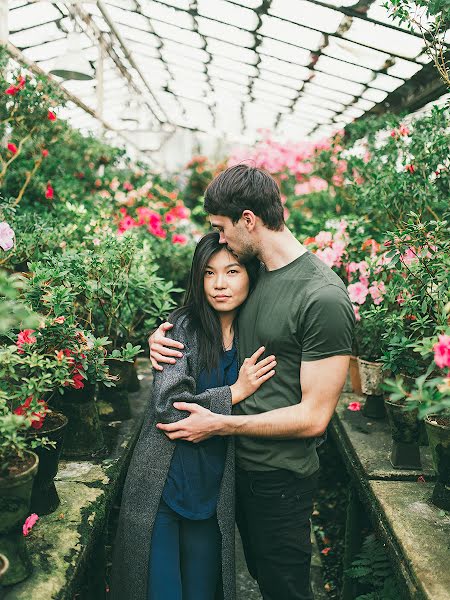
[312,72,365,96]
[211,56,258,77]
[303,82,354,104]
[208,65,250,86]
[361,87,388,102]
[169,64,207,82]
[141,1,194,29]
[258,69,303,90]
[210,77,250,95]
[269,0,343,34]
[105,4,150,30]
[253,78,298,99]
[9,22,63,47]
[293,102,336,119]
[341,106,365,119]
[117,25,159,47]
[259,15,324,51]
[149,0,191,10]
[259,55,310,80]
[152,20,204,47]
[387,59,422,79]
[300,94,345,112]
[324,38,389,71]
[206,38,258,64]
[315,56,374,84]
[252,88,292,107]
[197,16,255,47]
[197,0,258,31]
[259,38,311,65]
[162,40,209,62]
[369,72,403,92]
[163,51,206,72]
[344,18,424,59]
[9,2,61,31]
[352,98,376,111]
[127,41,160,59]
[21,38,66,62]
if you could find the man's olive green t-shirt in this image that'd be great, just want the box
[235,251,355,477]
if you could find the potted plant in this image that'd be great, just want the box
[386,331,450,509]
[0,407,39,585]
[0,343,71,514]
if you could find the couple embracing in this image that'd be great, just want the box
[111,165,355,600]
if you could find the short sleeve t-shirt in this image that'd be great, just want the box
[235,251,355,477]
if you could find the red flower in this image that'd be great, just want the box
[303,237,316,246]
[417,475,426,483]
[17,329,36,354]
[321,547,331,556]
[45,184,54,200]
[123,181,133,191]
[16,76,26,90]
[54,316,65,324]
[48,110,57,121]
[172,233,188,245]
[7,143,17,154]
[405,164,415,174]
[71,373,85,389]
[56,350,64,362]
[42,149,49,157]
[5,85,18,95]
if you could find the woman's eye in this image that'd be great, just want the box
[205,270,214,276]
[228,270,239,274]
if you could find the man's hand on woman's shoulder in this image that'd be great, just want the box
[148,322,184,371]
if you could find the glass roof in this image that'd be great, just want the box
[5,0,446,159]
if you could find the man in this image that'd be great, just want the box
[149,164,355,600]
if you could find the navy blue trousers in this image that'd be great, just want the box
[148,498,222,600]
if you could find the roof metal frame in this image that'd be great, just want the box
[6,0,448,150]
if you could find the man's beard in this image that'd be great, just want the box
[227,244,256,264]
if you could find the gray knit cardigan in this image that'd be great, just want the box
[111,314,236,600]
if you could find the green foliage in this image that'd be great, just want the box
[345,534,400,600]
[0,269,39,333]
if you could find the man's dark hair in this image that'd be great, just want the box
[204,164,284,231]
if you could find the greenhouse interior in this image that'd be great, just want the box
[0,0,449,599]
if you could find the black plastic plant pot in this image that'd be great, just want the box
[127,361,141,393]
[362,394,386,419]
[384,400,421,470]
[98,359,132,421]
[25,411,68,515]
[50,384,107,460]
[425,416,450,511]
[0,451,38,586]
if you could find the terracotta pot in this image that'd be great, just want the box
[98,359,133,421]
[0,451,38,585]
[357,358,384,396]
[384,400,421,469]
[49,384,106,459]
[349,356,363,395]
[24,411,68,515]
[425,415,450,511]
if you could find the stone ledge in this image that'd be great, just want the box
[3,363,151,600]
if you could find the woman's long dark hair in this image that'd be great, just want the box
[172,232,260,372]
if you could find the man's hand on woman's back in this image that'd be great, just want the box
[148,322,184,371]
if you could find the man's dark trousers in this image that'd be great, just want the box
[236,467,318,600]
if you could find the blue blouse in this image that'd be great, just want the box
[162,343,238,520]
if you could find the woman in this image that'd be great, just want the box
[111,232,276,600]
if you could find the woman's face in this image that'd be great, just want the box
[203,248,250,313]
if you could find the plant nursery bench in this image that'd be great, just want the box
[332,393,450,600]
[2,360,152,600]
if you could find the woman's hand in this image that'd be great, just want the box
[148,322,184,371]
[230,347,276,405]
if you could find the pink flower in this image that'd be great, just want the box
[93,238,101,246]
[42,149,49,157]
[347,282,368,305]
[315,232,333,248]
[17,329,36,354]
[405,164,415,174]
[54,316,65,324]
[172,233,188,245]
[433,334,450,370]
[353,305,361,322]
[0,221,15,251]
[23,513,39,536]
[7,142,17,154]
[118,215,138,234]
[5,85,18,95]
[123,181,133,191]
[368,281,386,305]
[399,124,410,136]
[347,401,362,412]
[321,547,331,556]
[48,110,57,121]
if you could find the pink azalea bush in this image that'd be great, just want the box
[23,513,39,536]
[0,221,15,251]
[434,335,450,370]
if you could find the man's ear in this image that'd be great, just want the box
[241,210,257,231]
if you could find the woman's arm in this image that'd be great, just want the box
[152,319,232,424]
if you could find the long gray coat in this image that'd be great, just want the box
[111,314,236,600]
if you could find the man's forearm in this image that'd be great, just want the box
[216,401,329,439]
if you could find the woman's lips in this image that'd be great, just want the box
[214,295,230,300]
